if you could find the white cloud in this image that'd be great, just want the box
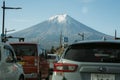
[80,0,95,14]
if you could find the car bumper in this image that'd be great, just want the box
[25,73,38,78]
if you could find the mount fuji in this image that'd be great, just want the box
[10,14,113,49]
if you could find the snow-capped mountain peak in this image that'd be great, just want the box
[10,14,112,49]
[49,14,68,23]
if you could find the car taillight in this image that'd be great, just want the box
[54,63,78,72]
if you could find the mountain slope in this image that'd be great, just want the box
[10,14,112,49]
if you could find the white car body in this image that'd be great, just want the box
[47,54,60,72]
[52,40,120,80]
[0,42,25,80]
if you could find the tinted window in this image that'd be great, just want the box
[11,44,37,56]
[48,55,56,59]
[4,45,15,62]
[64,43,120,63]
[4,48,14,62]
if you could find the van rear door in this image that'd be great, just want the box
[10,44,38,74]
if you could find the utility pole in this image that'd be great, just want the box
[1,0,22,42]
[60,31,63,47]
[115,30,120,40]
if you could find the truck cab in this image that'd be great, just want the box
[10,42,49,80]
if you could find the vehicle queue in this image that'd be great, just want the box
[1,40,120,80]
[0,41,60,80]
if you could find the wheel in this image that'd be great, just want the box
[45,74,50,80]
[38,72,42,80]
[19,75,24,80]
[45,77,49,80]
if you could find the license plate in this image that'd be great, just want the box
[91,74,115,80]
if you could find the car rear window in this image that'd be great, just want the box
[11,44,37,56]
[64,42,120,63]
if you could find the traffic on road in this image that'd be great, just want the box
[0,1,120,80]
[1,40,120,80]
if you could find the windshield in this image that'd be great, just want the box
[11,44,37,56]
[48,55,56,59]
[64,42,120,63]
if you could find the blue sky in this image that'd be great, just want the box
[0,0,120,36]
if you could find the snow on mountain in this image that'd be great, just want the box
[10,14,113,49]
[49,14,67,23]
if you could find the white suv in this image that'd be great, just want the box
[52,40,120,80]
[0,42,25,80]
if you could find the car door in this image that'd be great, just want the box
[3,45,17,80]
[0,64,4,80]
[0,46,4,80]
[0,63,5,80]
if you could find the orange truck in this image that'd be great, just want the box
[10,42,50,80]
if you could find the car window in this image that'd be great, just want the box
[4,48,14,62]
[64,43,120,63]
[11,44,37,56]
[48,55,56,59]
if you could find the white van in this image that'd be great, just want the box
[0,42,25,80]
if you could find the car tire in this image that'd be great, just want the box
[19,75,24,80]
[38,72,42,80]
[45,75,50,80]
